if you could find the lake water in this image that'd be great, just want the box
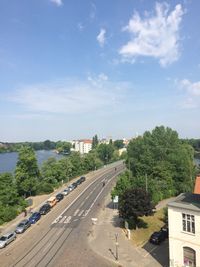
[0,150,64,173]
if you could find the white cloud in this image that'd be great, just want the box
[180,79,200,96]
[77,23,84,31]
[179,79,200,108]
[119,2,184,66]
[50,0,63,7]
[9,78,126,115]
[97,28,106,47]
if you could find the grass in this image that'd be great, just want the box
[130,208,165,247]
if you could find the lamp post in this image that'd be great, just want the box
[115,233,119,261]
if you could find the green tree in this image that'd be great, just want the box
[119,188,153,227]
[92,134,99,149]
[97,143,114,164]
[127,126,195,199]
[114,140,124,149]
[56,141,72,154]
[15,146,40,197]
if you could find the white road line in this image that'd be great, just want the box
[74,209,79,216]
[56,228,63,236]
[144,246,157,258]
[82,209,89,217]
[42,241,52,253]
[78,210,84,217]
[52,215,62,225]
[52,165,124,224]
[59,216,67,223]
[64,216,72,224]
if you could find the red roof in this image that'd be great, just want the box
[194,176,200,194]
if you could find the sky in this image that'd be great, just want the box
[0,0,200,142]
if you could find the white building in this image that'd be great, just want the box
[74,139,92,154]
[168,193,200,267]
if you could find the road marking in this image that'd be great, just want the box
[64,216,72,224]
[74,209,79,216]
[52,215,62,225]
[51,165,124,224]
[59,216,67,223]
[144,246,158,258]
[78,210,84,216]
[73,219,78,222]
[56,228,63,236]
[82,209,89,217]
[42,241,52,253]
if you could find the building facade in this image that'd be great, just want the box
[74,139,92,154]
[168,193,200,267]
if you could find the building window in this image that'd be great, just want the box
[183,247,196,267]
[182,213,195,234]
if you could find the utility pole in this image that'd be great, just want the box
[115,233,119,261]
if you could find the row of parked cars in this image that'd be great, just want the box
[0,176,86,249]
[149,225,168,245]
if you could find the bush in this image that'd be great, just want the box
[0,206,18,225]
[36,182,54,195]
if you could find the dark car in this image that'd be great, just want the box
[29,212,41,224]
[149,231,166,245]
[39,203,51,215]
[72,182,78,188]
[161,225,168,238]
[15,219,31,234]
[80,176,86,183]
[76,179,82,185]
[56,193,64,202]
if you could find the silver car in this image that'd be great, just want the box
[0,232,16,248]
[15,219,31,234]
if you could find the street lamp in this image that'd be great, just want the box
[115,233,119,261]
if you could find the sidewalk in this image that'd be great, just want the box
[88,194,166,267]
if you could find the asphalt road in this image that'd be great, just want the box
[0,161,125,267]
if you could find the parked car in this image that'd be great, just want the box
[0,232,16,248]
[63,188,69,195]
[39,203,51,215]
[72,182,78,188]
[68,184,75,191]
[80,176,86,183]
[76,179,82,185]
[56,193,64,202]
[47,196,58,207]
[161,225,168,238]
[29,212,41,224]
[15,219,31,234]
[149,231,166,244]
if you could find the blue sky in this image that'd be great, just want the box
[0,0,200,141]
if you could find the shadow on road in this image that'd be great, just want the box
[142,240,169,267]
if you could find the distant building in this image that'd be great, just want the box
[168,190,200,267]
[74,139,92,154]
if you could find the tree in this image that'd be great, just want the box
[56,141,72,154]
[92,134,99,149]
[126,126,195,201]
[15,146,40,197]
[97,143,114,164]
[119,188,153,226]
[114,140,124,149]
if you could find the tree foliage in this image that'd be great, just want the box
[15,146,40,197]
[0,173,26,224]
[119,188,153,225]
[97,143,114,164]
[92,134,99,149]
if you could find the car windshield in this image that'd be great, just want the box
[0,236,7,241]
[18,223,24,227]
